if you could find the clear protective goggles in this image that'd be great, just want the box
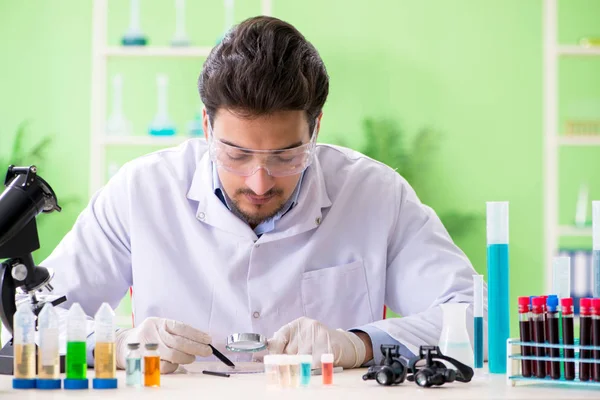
[207,120,318,177]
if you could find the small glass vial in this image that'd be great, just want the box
[64,303,89,390]
[144,343,160,387]
[126,343,142,387]
[93,303,118,389]
[13,303,36,389]
[278,355,291,388]
[263,355,279,388]
[37,303,61,390]
[299,354,312,387]
[321,353,334,385]
[289,355,300,388]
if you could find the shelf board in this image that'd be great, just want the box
[102,135,191,146]
[558,225,592,237]
[558,135,600,146]
[558,45,600,56]
[104,46,213,57]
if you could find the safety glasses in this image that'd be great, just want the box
[207,120,317,177]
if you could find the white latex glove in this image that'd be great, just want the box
[115,317,212,374]
[267,317,366,369]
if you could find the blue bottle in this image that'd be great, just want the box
[486,201,509,374]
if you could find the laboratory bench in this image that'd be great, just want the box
[0,363,599,399]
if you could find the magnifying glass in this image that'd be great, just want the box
[226,333,267,352]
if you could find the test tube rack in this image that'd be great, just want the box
[506,338,600,388]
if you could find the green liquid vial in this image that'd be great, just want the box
[66,341,87,379]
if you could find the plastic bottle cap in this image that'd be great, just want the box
[93,378,118,389]
[127,343,140,350]
[145,343,158,350]
[560,298,574,314]
[580,298,592,316]
[299,354,312,365]
[532,297,545,307]
[546,295,559,311]
[321,353,334,364]
[64,378,89,390]
[36,379,62,390]
[591,298,600,315]
[13,378,36,389]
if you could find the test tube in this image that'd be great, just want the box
[37,303,61,390]
[473,274,484,369]
[321,353,333,385]
[12,303,36,389]
[593,201,600,298]
[546,296,561,379]
[531,297,546,378]
[486,201,510,374]
[517,297,532,377]
[263,355,279,388]
[289,355,300,388]
[579,298,593,381]
[93,303,118,389]
[144,343,161,387]
[561,298,575,381]
[528,297,537,377]
[299,354,312,387]
[592,298,600,382]
[126,343,142,387]
[64,303,89,390]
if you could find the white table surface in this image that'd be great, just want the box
[1,362,599,399]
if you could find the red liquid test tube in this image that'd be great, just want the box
[546,296,561,379]
[540,295,550,373]
[321,354,333,385]
[518,297,533,377]
[529,297,537,376]
[580,298,593,382]
[531,297,547,378]
[592,298,600,382]
[561,298,575,380]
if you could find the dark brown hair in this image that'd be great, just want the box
[198,16,329,133]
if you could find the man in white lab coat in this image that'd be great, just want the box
[40,16,483,373]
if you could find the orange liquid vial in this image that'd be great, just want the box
[144,356,160,387]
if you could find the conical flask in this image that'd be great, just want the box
[438,303,474,367]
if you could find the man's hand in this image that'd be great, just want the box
[115,317,212,374]
[267,317,367,369]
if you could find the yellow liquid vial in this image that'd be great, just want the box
[14,343,35,379]
[38,350,59,379]
[95,342,116,379]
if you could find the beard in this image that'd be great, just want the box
[225,188,288,227]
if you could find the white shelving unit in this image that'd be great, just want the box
[89,0,272,197]
[543,0,600,291]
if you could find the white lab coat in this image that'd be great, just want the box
[20,139,486,359]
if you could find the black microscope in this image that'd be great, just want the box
[0,165,66,374]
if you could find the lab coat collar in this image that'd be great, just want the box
[187,148,332,242]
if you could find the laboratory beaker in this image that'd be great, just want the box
[438,303,474,368]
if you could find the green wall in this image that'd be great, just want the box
[1,0,600,335]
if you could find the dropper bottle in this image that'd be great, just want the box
[93,303,118,389]
[37,303,61,390]
[12,303,36,389]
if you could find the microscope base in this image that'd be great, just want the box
[0,341,66,375]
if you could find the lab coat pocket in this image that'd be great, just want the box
[301,260,374,329]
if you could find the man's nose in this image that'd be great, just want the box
[244,167,275,196]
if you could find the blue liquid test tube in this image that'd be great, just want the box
[593,201,600,298]
[486,201,509,374]
[472,274,484,369]
[299,355,312,387]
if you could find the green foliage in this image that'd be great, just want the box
[355,117,481,240]
[0,120,54,171]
